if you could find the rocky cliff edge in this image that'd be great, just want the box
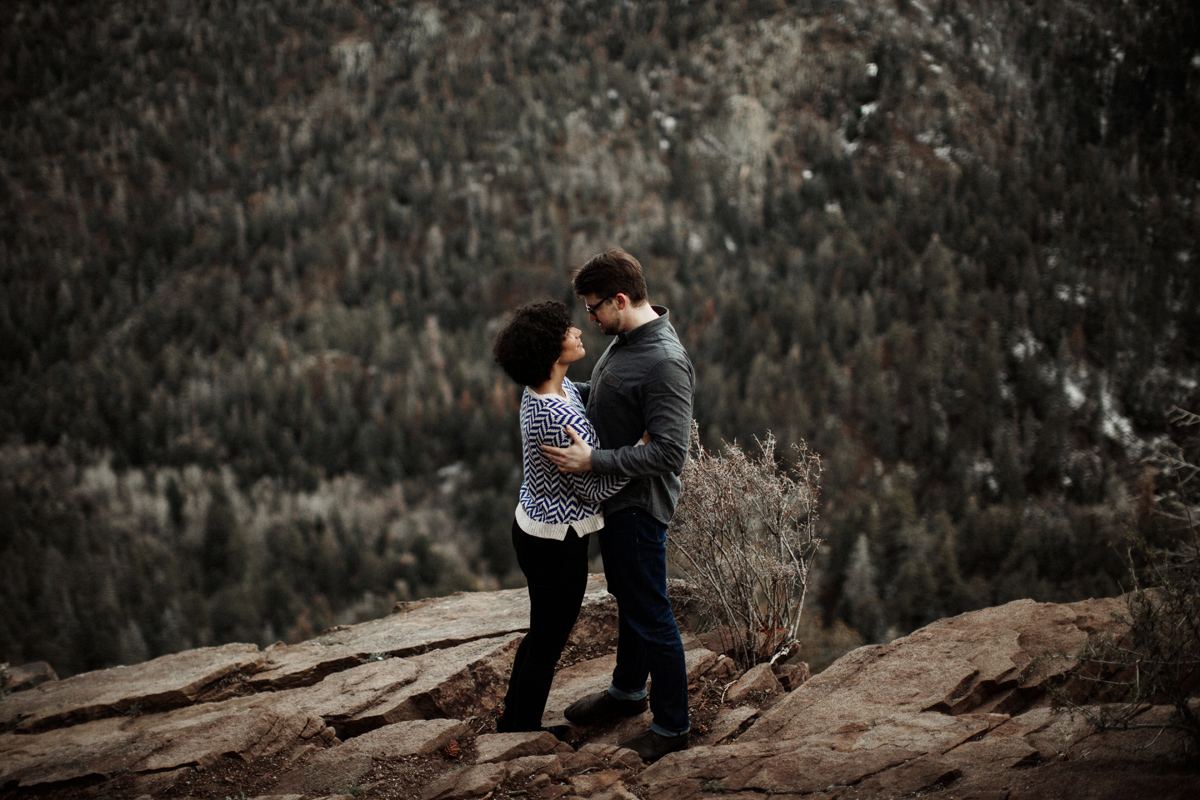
[1,576,1197,800]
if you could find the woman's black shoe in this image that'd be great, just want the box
[542,724,572,741]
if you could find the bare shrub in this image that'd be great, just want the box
[1053,407,1200,762]
[667,422,822,669]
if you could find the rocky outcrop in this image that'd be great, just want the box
[1,578,1197,800]
[0,663,57,695]
[0,643,266,733]
[640,597,1197,800]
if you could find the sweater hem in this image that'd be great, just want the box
[515,505,604,540]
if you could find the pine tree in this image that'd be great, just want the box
[842,533,884,643]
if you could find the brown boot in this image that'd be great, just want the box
[563,690,649,725]
[620,728,689,763]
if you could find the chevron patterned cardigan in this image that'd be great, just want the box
[515,379,628,540]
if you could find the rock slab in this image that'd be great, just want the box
[2,583,1199,800]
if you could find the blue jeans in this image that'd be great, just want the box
[599,506,689,735]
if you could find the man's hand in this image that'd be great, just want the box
[541,425,593,473]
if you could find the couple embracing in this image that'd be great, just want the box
[490,247,695,764]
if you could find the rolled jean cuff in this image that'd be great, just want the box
[651,721,690,737]
[607,683,648,702]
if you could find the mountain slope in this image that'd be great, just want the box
[1,0,1198,676]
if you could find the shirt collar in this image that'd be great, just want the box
[525,385,570,402]
[617,306,670,346]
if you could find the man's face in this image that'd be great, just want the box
[581,293,622,336]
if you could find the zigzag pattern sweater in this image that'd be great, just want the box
[516,379,628,540]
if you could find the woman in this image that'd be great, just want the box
[492,300,629,736]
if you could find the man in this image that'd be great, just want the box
[541,247,695,763]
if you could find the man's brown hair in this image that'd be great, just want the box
[572,247,648,305]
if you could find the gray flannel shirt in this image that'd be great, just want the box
[576,306,695,524]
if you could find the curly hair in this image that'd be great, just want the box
[493,300,573,387]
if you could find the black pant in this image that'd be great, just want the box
[497,519,590,732]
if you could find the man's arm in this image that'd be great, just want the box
[541,426,653,474]
[541,425,593,473]
[591,357,693,478]
[533,422,626,500]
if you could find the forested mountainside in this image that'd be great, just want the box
[2,0,1197,678]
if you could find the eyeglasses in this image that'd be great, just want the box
[585,295,615,315]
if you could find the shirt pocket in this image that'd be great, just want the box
[600,371,639,405]
[601,373,625,391]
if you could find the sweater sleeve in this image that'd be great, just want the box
[568,458,628,503]
[574,380,591,406]
[528,400,627,503]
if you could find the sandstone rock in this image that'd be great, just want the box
[561,741,641,772]
[0,643,265,733]
[568,768,625,795]
[683,644,731,683]
[695,706,757,746]
[695,650,739,682]
[633,595,1197,800]
[695,627,735,655]
[986,705,1076,758]
[641,740,922,796]
[636,740,782,784]
[543,653,622,728]
[772,661,809,691]
[250,589,528,693]
[535,785,575,800]
[247,641,371,691]
[723,663,783,706]
[1012,702,1194,765]
[335,634,522,735]
[2,662,58,693]
[830,711,1005,753]
[247,575,615,693]
[275,748,375,797]
[123,765,194,798]
[348,717,473,757]
[373,574,611,657]
[506,754,564,780]
[0,692,319,788]
[273,634,519,739]
[743,597,1128,745]
[913,755,1200,800]
[6,583,1198,800]
[474,730,565,763]
[420,762,508,800]
[849,752,962,798]
[289,655,421,726]
[274,718,471,795]
[589,783,640,800]
[527,771,555,792]
[846,735,1038,798]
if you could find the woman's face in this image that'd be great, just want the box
[557,326,586,365]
